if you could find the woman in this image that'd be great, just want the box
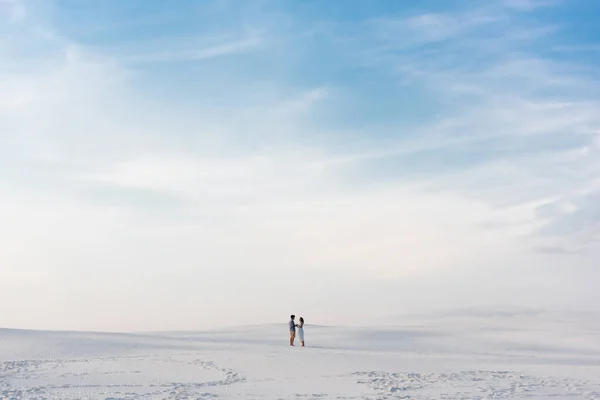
[297,317,305,347]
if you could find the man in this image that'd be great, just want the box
[289,315,296,346]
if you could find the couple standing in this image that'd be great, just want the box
[288,315,305,347]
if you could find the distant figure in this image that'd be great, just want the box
[297,317,305,347]
[289,315,296,346]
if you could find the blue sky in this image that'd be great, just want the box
[1,0,600,331]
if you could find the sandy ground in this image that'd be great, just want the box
[1,311,600,399]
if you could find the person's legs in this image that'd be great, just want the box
[289,331,295,346]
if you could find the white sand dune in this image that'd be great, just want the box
[1,311,600,399]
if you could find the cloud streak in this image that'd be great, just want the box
[121,35,263,63]
[0,0,25,23]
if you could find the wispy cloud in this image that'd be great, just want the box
[334,1,600,252]
[0,0,25,23]
[552,43,600,52]
[122,35,263,63]
[502,0,560,12]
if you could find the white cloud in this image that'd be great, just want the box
[122,35,263,63]
[502,0,559,12]
[350,3,600,248]
[0,0,25,23]
[553,44,600,52]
